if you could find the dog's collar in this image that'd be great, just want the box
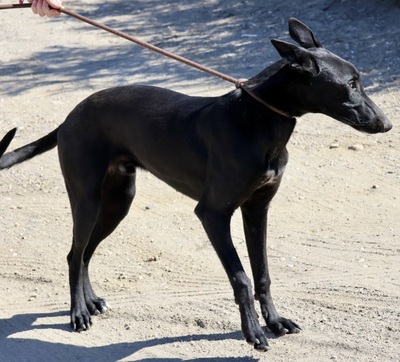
[238,83,293,118]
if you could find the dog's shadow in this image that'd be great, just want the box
[0,310,269,361]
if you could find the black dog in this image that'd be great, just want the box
[0,19,392,351]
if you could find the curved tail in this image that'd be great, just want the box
[0,127,60,170]
[0,128,17,158]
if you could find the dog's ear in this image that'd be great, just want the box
[271,39,319,77]
[288,18,322,48]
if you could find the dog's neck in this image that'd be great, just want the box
[243,60,308,118]
[238,82,292,118]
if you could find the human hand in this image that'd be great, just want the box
[21,0,63,17]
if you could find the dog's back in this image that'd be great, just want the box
[58,85,240,200]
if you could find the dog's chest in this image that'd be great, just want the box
[258,168,282,187]
[257,150,288,188]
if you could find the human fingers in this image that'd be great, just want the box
[30,0,63,17]
[40,0,62,17]
[29,0,40,16]
[47,0,63,10]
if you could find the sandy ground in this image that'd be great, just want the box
[0,0,399,361]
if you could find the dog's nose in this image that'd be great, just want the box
[380,118,393,133]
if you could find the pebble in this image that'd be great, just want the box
[329,143,340,149]
[195,319,206,328]
[145,256,158,262]
[348,144,364,151]
[28,294,37,302]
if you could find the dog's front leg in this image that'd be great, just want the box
[241,189,301,337]
[195,201,269,351]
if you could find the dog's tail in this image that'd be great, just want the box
[0,127,60,170]
[0,128,17,158]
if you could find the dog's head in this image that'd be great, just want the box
[270,18,392,134]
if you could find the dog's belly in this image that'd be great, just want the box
[149,167,205,201]
[127,148,206,201]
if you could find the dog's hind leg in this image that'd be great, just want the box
[81,171,136,316]
[66,183,102,331]
[64,162,136,331]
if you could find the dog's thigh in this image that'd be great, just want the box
[81,171,136,315]
[84,170,136,263]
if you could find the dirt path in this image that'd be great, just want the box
[0,1,399,361]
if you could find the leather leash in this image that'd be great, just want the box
[0,3,291,118]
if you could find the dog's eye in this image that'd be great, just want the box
[348,79,358,90]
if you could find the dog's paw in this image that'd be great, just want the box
[267,316,301,337]
[244,331,269,352]
[87,297,109,315]
[70,308,92,332]
[242,322,269,352]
